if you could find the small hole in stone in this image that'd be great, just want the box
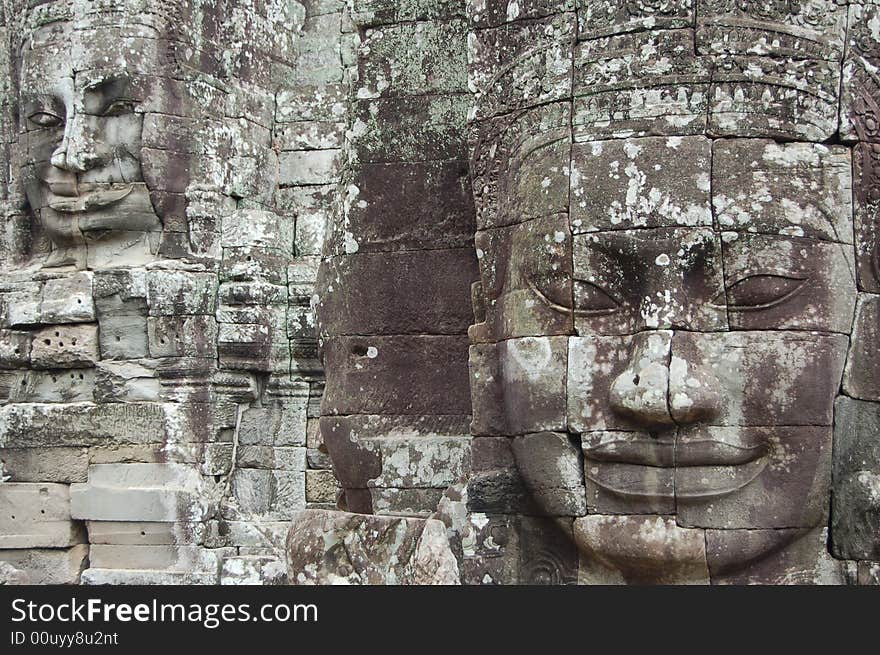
[633,375,640,385]
[55,331,60,337]
[77,299,82,304]
[115,336,121,342]
[13,348,19,354]
[44,339,51,345]
[79,374,84,380]
[51,377,57,383]
[71,339,77,345]
[140,531,146,536]
[40,509,45,514]
[59,342,64,347]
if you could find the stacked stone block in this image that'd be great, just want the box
[315,0,478,518]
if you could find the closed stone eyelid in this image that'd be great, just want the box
[527,278,620,317]
[710,273,810,312]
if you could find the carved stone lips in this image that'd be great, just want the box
[45,182,134,213]
[582,432,771,500]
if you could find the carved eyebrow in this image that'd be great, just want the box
[22,93,64,116]
[81,76,133,114]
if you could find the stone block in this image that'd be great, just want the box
[0,329,30,368]
[845,295,880,400]
[39,272,95,324]
[316,248,478,336]
[357,20,468,98]
[287,509,460,584]
[676,426,832,529]
[578,0,693,39]
[474,214,574,340]
[706,527,845,585]
[832,396,880,560]
[338,160,475,254]
[30,324,99,369]
[147,271,217,316]
[572,229,727,334]
[88,545,222,572]
[573,29,708,140]
[148,315,218,358]
[0,402,168,448]
[570,136,712,233]
[0,448,88,484]
[86,521,205,546]
[575,515,709,585]
[853,143,880,292]
[321,335,471,415]
[352,95,468,164]
[220,556,287,585]
[512,432,586,516]
[306,469,339,504]
[470,103,571,230]
[720,233,856,333]
[469,0,576,29]
[708,56,840,142]
[0,545,89,584]
[468,13,575,120]
[712,139,852,242]
[0,483,86,548]
[279,150,341,186]
[81,568,217,585]
[94,360,160,403]
[498,336,568,434]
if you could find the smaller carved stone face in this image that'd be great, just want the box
[19,23,160,268]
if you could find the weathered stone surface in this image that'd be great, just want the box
[695,0,846,60]
[89,545,221,572]
[470,103,571,230]
[147,271,217,316]
[575,515,710,585]
[286,510,460,584]
[570,137,711,233]
[707,527,845,585]
[578,0,693,39]
[573,30,709,140]
[832,396,880,560]
[86,521,205,546]
[572,229,727,335]
[853,142,880,292]
[0,402,168,447]
[0,330,30,368]
[38,273,96,324]
[305,469,339,505]
[30,324,99,369]
[713,139,853,242]
[468,13,575,119]
[0,483,86,548]
[339,161,476,254]
[357,20,468,98]
[0,545,89,585]
[221,556,287,585]
[670,331,848,427]
[316,249,477,336]
[676,426,832,529]
[80,568,217,585]
[352,95,468,164]
[0,447,88,483]
[844,294,880,401]
[498,336,568,433]
[512,432,586,516]
[720,233,856,333]
[321,335,471,415]
[708,56,840,141]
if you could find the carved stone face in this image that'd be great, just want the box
[470,102,856,584]
[19,21,161,268]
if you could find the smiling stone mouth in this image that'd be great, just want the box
[581,433,771,500]
[45,183,134,212]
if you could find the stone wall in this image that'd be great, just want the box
[0,0,348,585]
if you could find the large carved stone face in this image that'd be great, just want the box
[472,122,856,583]
[18,20,161,268]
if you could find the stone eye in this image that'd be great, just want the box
[28,111,63,128]
[573,279,619,315]
[724,274,807,311]
[102,100,134,116]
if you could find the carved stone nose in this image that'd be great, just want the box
[609,331,675,428]
[609,331,722,428]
